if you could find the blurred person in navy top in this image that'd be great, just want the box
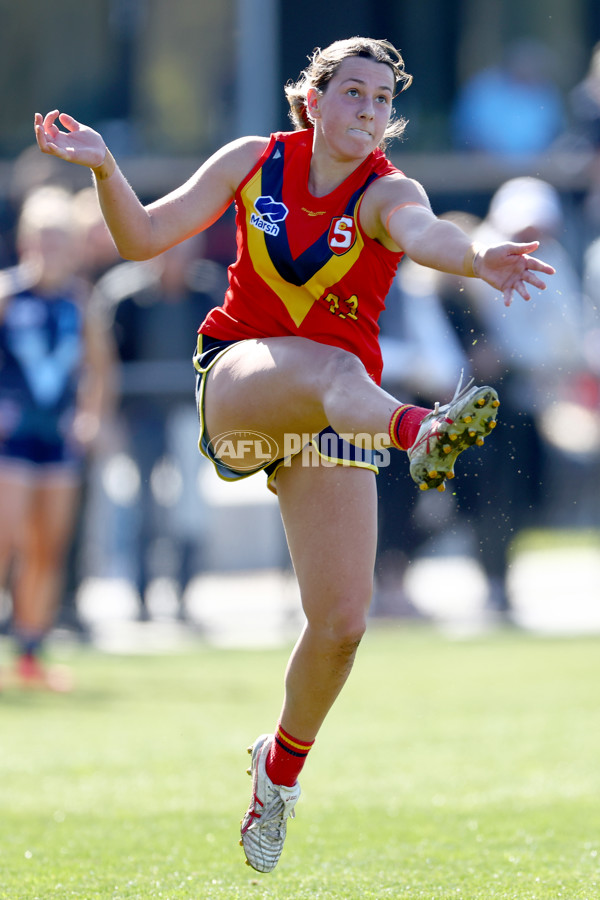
[0,186,113,689]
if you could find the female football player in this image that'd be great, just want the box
[35,36,554,872]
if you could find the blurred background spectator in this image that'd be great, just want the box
[438,179,588,615]
[0,186,114,686]
[91,235,228,619]
[56,186,121,637]
[375,257,469,617]
[451,38,566,159]
[569,40,600,151]
[567,41,600,244]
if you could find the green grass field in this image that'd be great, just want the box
[1,624,599,899]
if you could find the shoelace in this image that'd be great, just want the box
[248,786,296,834]
[433,368,474,417]
[410,369,476,456]
[247,791,264,823]
[261,796,296,840]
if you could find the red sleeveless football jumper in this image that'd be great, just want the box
[199,129,403,385]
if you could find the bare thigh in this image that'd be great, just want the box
[203,336,357,469]
[0,468,80,562]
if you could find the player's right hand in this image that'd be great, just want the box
[34,110,107,169]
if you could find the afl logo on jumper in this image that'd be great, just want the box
[328,216,356,255]
[250,195,289,236]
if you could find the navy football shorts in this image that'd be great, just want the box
[193,333,380,493]
[0,430,82,479]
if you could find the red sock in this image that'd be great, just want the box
[265,724,315,787]
[388,404,430,451]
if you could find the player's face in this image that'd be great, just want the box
[311,56,395,159]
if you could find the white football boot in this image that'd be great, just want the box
[240,734,301,873]
[408,373,499,492]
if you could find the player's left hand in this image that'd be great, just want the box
[475,241,555,307]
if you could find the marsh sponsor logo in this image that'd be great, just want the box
[250,195,289,236]
[250,213,280,236]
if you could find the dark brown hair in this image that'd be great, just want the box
[285,37,412,146]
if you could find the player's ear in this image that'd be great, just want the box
[306,87,321,121]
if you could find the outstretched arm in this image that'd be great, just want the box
[35,110,156,258]
[375,177,556,307]
[34,110,265,261]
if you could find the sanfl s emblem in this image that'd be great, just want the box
[328,216,355,255]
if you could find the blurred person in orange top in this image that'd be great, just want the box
[0,186,114,690]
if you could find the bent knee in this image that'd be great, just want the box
[320,346,368,388]
[319,348,371,414]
